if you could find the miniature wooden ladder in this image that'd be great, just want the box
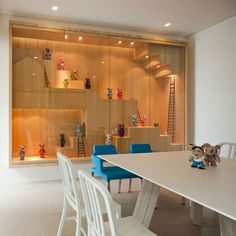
[77,136,86,157]
[137,110,143,127]
[43,66,50,88]
[167,76,175,142]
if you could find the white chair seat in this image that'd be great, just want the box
[104,216,157,236]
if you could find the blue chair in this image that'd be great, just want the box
[91,144,139,193]
[130,143,153,153]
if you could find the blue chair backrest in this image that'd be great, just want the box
[130,143,152,153]
[92,145,117,171]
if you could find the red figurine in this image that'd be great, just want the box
[57,58,65,70]
[117,88,122,100]
[39,144,46,158]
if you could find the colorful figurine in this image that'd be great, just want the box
[63,76,69,88]
[85,78,91,89]
[107,88,113,99]
[60,133,65,147]
[142,115,147,126]
[118,123,125,137]
[57,58,65,70]
[71,69,78,80]
[131,114,137,127]
[19,146,25,161]
[105,133,112,145]
[117,88,122,100]
[43,48,52,60]
[153,123,159,127]
[39,144,46,158]
[203,143,221,167]
[189,144,205,169]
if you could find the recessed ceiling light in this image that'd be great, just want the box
[164,22,171,27]
[52,6,58,11]
[130,42,134,46]
[101,61,105,64]
[78,36,83,41]
[145,55,149,59]
[118,40,122,44]
[33,56,38,60]
[64,34,68,39]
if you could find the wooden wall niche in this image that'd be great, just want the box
[11,24,186,163]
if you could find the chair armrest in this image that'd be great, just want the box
[91,154,104,171]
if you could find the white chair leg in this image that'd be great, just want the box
[75,211,81,236]
[190,201,203,225]
[57,196,68,236]
[118,179,121,193]
[128,178,132,192]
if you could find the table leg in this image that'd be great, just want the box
[133,179,161,227]
[190,201,203,225]
[219,215,236,236]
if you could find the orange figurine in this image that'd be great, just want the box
[39,144,46,158]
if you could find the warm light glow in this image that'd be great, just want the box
[145,55,149,59]
[64,34,68,39]
[33,56,38,60]
[101,61,105,64]
[156,65,160,68]
[130,42,134,46]
[118,40,122,44]
[78,36,83,41]
[164,22,171,27]
[52,6,58,11]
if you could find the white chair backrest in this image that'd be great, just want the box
[219,142,236,160]
[78,169,120,236]
[57,152,81,209]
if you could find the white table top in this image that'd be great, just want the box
[99,151,236,221]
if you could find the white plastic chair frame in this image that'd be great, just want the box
[78,169,157,236]
[57,151,86,236]
[219,142,236,160]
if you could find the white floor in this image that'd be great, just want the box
[0,176,220,236]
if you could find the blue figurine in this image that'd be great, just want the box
[189,144,205,169]
[76,124,82,137]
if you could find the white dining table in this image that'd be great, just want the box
[99,150,236,236]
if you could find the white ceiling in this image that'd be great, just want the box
[0,0,236,37]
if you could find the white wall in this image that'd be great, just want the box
[188,15,236,145]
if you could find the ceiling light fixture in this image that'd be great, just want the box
[145,55,149,59]
[118,40,122,44]
[164,22,171,27]
[33,56,38,60]
[130,42,134,46]
[64,34,68,39]
[52,6,58,11]
[78,36,83,41]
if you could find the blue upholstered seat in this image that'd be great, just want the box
[91,144,139,192]
[129,143,153,153]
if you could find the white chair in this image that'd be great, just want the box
[78,169,157,236]
[219,142,236,160]
[57,152,121,236]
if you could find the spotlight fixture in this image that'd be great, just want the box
[52,6,58,11]
[78,36,83,41]
[33,56,38,60]
[164,22,171,27]
[64,34,68,39]
[145,55,149,59]
[118,40,122,44]
[130,42,134,46]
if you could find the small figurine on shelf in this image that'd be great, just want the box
[107,88,113,100]
[142,115,147,126]
[203,143,221,167]
[76,124,82,137]
[117,88,122,100]
[105,133,112,145]
[118,123,125,137]
[71,69,78,80]
[189,144,205,169]
[57,58,65,70]
[131,114,137,127]
[19,146,25,161]
[63,76,69,88]
[85,78,91,89]
[43,48,52,60]
[81,122,86,137]
[153,122,159,127]
[39,144,46,158]
[60,133,65,147]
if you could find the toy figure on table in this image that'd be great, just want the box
[189,144,205,169]
[203,143,221,167]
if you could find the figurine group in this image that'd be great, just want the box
[189,143,221,169]
[19,144,46,160]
